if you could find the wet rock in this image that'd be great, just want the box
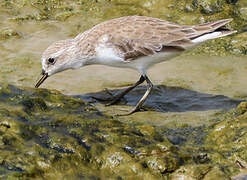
[226,0,238,5]
[167,135,186,145]
[205,102,247,176]
[197,0,225,15]
[203,166,230,180]
[0,84,247,178]
[0,84,181,179]
[230,32,247,55]
[21,97,48,113]
[239,8,247,21]
[55,11,75,21]
[193,153,210,164]
[144,155,180,174]
[123,146,140,155]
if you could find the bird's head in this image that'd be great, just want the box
[35,39,84,88]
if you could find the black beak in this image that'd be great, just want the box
[35,71,48,88]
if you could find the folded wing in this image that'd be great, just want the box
[100,16,235,61]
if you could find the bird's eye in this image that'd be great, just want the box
[47,58,55,64]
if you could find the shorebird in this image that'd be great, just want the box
[35,16,236,115]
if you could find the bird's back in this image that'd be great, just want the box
[75,16,189,54]
[74,16,235,61]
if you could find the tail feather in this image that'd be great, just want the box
[190,19,236,43]
[195,19,233,31]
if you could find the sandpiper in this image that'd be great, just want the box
[35,15,236,115]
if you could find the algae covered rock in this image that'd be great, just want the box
[0,84,246,179]
[0,84,182,179]
[205,102,247,174]
[0,28,21,40]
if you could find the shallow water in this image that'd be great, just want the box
[79,85,242,112]
[49,55,247,126]
[1,14,247,126]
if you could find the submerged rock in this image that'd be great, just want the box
[0,28,21,40]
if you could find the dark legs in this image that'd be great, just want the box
[105,75,153,115]
[94,75,153,115]
[106,75,145,106]
[125,75,153,115]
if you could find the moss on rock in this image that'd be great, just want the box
[0,28,21,40]
[0,84,246,179]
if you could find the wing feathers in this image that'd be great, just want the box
[94,16,234,61]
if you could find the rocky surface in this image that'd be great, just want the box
[0,84,247,179]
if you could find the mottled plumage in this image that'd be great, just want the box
[36,15,236,115]
[73,16,234,60]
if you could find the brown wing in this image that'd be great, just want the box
[97,16,192,60]
[75,16,233,61]
[109,37,186,61]
[92,16,233,61]
[92,16,195,60]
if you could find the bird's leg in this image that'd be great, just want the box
[117,75,153,116]
[91,88,114,101]
[91,76,145,103]
[90,90,113,101]
[106,75,145,106]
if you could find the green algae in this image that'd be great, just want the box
[204,102,247,175]
[0,84,173,179]
[0,28,21,40]
[0,84,246,179]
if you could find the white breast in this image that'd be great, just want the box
[93,35,125,67]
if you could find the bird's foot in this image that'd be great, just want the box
[104,88,115,96]
[105,95,123,106]
[90,88,115,102]
[116,108,139,116]
[115,106,147,116]
[91,96,113,102]
[91,88,126,106]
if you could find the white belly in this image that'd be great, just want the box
[125,51,182,74]
[93,43,182,75]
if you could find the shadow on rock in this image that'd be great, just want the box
[75,85,243,113]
